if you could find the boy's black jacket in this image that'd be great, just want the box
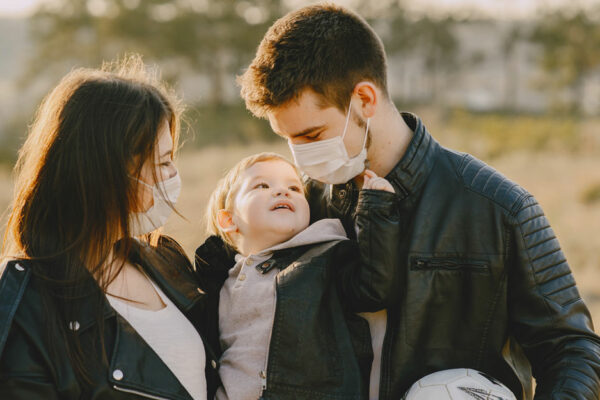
[195,190,400,400]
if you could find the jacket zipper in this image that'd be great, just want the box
[412,258,488,270]
[259,276,279,397]
[378,312,394,400]
[113,385,171,400]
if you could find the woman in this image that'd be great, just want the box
[0,55,218,399]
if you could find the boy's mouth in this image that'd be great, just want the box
[271,201,294,212]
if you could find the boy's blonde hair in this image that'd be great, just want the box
[206,152,303,248]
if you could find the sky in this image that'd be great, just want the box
[0,0,597,19]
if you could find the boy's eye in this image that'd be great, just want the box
[254,182,269,189]
[289,185,302,192]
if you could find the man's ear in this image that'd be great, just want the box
[353,81,378,119]
[217,209,238,233]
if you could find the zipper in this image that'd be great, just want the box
[259,275,279,397]
[412,258,488,271]
[113,385,171,400]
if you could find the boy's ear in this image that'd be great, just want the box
[217,209,238,233]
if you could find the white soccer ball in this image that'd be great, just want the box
[403,368,517,400]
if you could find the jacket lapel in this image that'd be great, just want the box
[108,314,192,400]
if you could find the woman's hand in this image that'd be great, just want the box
[362,169,395,193]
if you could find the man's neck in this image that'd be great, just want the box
[367,103,413,179]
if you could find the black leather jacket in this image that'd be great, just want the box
[194,190,400,400]
[306,113,600,400]
[0,236,220,400]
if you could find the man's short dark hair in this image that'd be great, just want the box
[238,3,389,118]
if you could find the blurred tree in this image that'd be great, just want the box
[409,16,459,104]
[502,24,522,111]
[22,0,282,105]
[530,7,600,113]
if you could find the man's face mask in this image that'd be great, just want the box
[288,100,370,185]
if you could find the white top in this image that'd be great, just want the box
[107,279,207,400]
[354,223,388,400]
[216,219,348,400]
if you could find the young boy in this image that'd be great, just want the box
[194,152,399,400]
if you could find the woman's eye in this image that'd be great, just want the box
[159,160,172,167]
[305,132,321,140]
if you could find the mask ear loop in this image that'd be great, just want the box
[362,118,370,148]
[340,99,353,140]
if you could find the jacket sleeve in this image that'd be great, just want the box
[337,189,400,313]
[508,195,600,399]
[0,264,61,399]
[0,325,61,400]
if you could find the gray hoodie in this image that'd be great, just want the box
[216,218,348,400]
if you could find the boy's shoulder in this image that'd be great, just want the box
[195,236,237,275]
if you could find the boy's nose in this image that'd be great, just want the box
[273,188,289,197]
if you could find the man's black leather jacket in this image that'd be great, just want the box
[0,236,220,399]
[306,113,600,399]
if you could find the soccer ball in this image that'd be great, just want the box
[403,368,517,400]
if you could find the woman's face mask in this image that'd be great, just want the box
[287,100,370,184]
[128,172,181,236]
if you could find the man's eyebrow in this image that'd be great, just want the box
[288,124,325,138]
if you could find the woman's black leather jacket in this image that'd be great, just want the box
[0,236,219,400]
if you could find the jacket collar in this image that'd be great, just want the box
[132,237,203,313]
[384,112,440,200]
[328,112,440,216]
[22,237,202,334]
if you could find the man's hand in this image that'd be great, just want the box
[362,169,395,193]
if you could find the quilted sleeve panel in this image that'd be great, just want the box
[508,195,600,399]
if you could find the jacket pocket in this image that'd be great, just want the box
[411,257,489,272]
[404,256,497,350]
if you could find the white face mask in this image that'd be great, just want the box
[288,100,370,184]
[128,173,181,236]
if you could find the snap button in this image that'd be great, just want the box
[238,274,246,281]
[68,321,80,331]
[245,258,253,266]
[211,360,217,369]
[196,287,204,295]
[113,369,124,380]
[14,263,25,272]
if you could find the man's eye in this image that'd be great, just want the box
[254,182,269,189]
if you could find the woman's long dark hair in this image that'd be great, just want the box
[1,54,181,385]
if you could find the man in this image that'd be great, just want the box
[238,3,600,399]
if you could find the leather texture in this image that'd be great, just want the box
[306,112,600,400]
[0,236,220,400]
[195,189,401,400]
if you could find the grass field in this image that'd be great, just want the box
[1,114,599,331]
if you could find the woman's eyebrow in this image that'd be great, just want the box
[160,148,173,158]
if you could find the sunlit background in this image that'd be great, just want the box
[0,0,599,327]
